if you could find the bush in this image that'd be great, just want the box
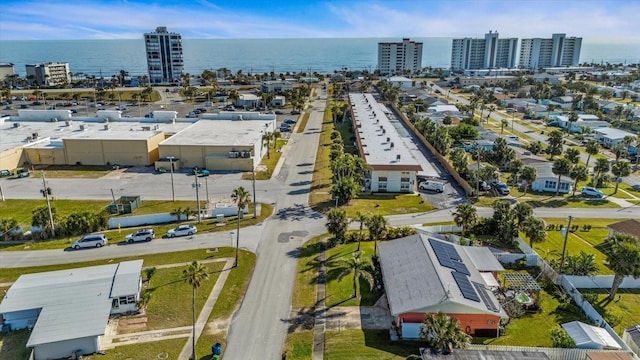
[547,224,556,231]
[603,308,623,327]
[581,224,592,232]
[550,326,576,348]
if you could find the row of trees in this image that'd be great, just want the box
[328,130,367,206]
[1,207,109,240]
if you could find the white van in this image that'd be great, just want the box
[419,180,445,193]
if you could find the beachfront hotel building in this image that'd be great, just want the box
[25,62,70,87]
[519,33,582,69]
[377,38,423,76]
[144,26,184,84]
[348,93,422,193]
[0,63,16,82]
[451,31,518,71]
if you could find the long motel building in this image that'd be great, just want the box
[348,93,422,193]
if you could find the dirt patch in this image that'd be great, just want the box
[204,316,232,335]
[118,317,148,331]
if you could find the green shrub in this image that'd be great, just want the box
[550,326,576,348]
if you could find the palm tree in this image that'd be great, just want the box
[513,203,533,229]
[452,203,477,236]
[520,166,537,194]
[420,312,471,351]
[569,165,589,196]
[567,111,579,134]
[231,187,251,267]
[352,212,369,252]
[593,158,610,187]
[552,158,572,195]
[326,208,348,244]
[522,217,546,247]
[564,148,581,165]
[603,234,640,301]
[365,214,387,256]
[610,160,631,194]
[144,267,157,288]
[182,261,209,360]
[500,119,509,134]
[262,132,275,159]
[337,253,374,299]
[585,141,600,168]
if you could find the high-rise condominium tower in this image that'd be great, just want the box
[519,33,582,69]
[144,26,184,84]
[377,38,423,75]
[451,31,518,71]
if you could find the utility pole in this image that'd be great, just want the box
[559,215,573,274]
[168,156,176,202]
[252,166,257,218]
[40,171,55,238]
[193,174,201,223]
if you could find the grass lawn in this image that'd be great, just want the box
[144,262,224,330]
[477,286,586,347]
[324,330,419,360]
[292,236,325,308]
[35,164,114,178]
[297,112,311,133]
[579,289,640,335]
[0,329,31,360]
[533,218,624,275]
[325,242,381,307]
[241,139,287,180]
[0,247,246,283]
[341,194,435,218]
[82,338,187,360]
[308,107,336,209]
[283,331,314,360]
[422,221,456,226]
[0,199,111,226]
[0,203,272,251]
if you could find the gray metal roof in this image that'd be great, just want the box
[378,235,507,318]
[0,261,141,346]
[111,260,143,297]
[349,93,422,170]
[420,348,550,359]
[562,321,622,350]
[463,247,505,272]
[594,127,636,140]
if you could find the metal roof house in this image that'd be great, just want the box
[0,260,143,360]
[527,162,573,194]
[562,321,622,350]
[378,235,507,339]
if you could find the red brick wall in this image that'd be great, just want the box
[399,312,501,335]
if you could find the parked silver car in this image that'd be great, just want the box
[166,225,197,238]
[125,228,155,243]
[72,234,108,249]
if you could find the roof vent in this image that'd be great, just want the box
[104,124,111,130]
[396,154,401,161]
[380,125,384,130]
[13,122,19,128]
[386,137,390,142]
[390,142,395,148]
[79,124,86,131]
[65,120,72,126]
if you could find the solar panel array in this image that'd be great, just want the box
[451,271,480,302]
[429,239,470,275]
[473,281,499,312]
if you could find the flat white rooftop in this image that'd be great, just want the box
[160,119,275,146]
[349,93,421,171]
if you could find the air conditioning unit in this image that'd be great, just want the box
[79,125,86,131]
[142,126,151,131]
[386,137,390,142]
[104,124,111,130]
[32,132,39,139]
[65,120,72,126]
[390,142,394,148]
[396,154,401,161]
[13,123,19,128]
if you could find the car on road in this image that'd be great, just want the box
[72,234,108,249]
[478,180,491,191]
[125,228,155,243]
[1,169,14,178]
[17,168,29,178]
[274,110,284,115]
[632,184,640,191]
[581,186,604,198]
[167,225,197,238]
[290,110,300,115]
[492,181,510,195]
[283,118,296,125]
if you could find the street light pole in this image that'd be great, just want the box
[559,216,573,274]
[168,156,175,202]
[252,166,257,218]
[40,171,55,238]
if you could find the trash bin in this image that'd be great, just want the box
[212,342,222,355]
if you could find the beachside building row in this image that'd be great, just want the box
[25,62,71,87]
[451,32,582,71]
[349,93,422,193]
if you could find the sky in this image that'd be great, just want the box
[0,0,638,41]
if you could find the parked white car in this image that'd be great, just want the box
[419,180,445,193]
[125,228,155,243]
[166,225,197,238]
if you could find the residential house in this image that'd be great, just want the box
[0,260,143,360]
[551,96,574,109]
[554,114,602,133]
[562,321,622,350]
[233,93,260,109]
[607,219,640,239]
[270,95,286,107]
[378,234,508,339]
[532,72,561,84]
[387,76,414,89]
[623,325,640,357]
[594,128,636,148]
[261,80,293,93]
[527,162,573,194]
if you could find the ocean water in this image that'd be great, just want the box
[0,37,638,78]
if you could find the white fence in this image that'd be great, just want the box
[107,204,247,229]
[466,344,635,360]
[563,275,640,289]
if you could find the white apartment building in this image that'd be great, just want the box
[0,63,16,82]
[25,62,70,87]
[451,31,518,71]
[519,33,582,69]
[144,26,184,84]
[377,38,423,76]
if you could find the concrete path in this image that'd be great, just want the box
[312,242,327,360]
